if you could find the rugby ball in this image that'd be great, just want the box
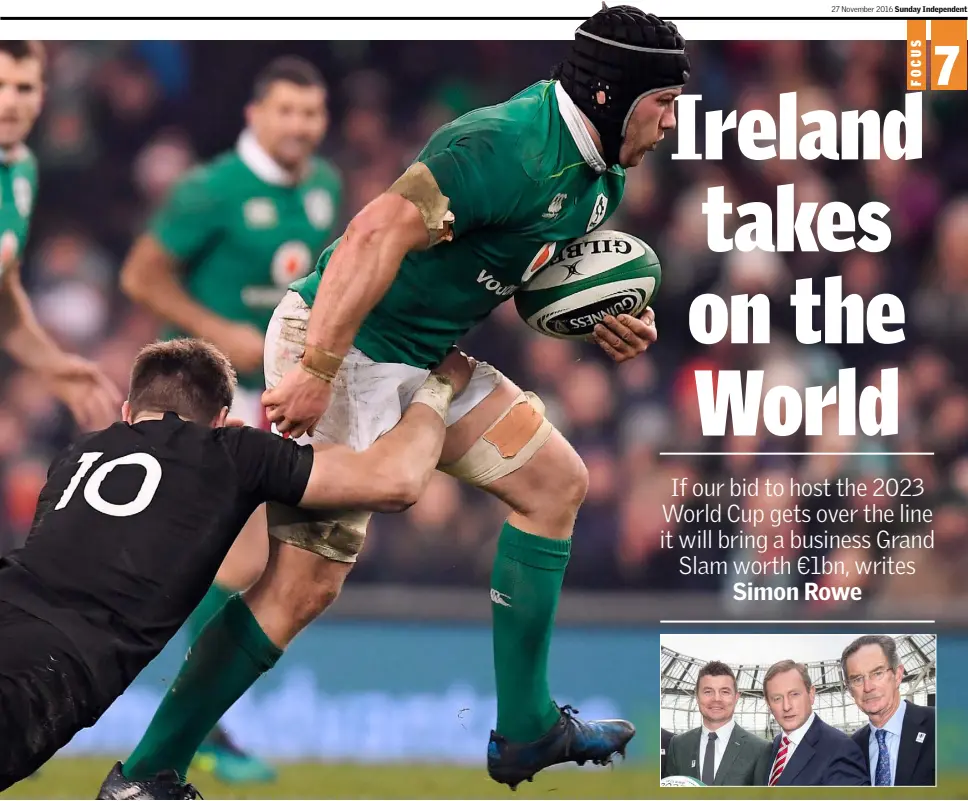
[660,776,707,787]
[514,230,661,340]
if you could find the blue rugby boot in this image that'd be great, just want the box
[487,704,636,790]
[192,725,277,784]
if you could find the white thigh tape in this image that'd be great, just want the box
[440,392,553,487]
[411,374,456,421]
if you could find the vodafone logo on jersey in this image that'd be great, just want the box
[520,242,556,284]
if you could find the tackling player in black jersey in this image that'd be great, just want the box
[0,337,472,792]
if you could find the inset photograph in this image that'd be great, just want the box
[659,634,936,788]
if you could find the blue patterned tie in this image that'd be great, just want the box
[874,729,892,786]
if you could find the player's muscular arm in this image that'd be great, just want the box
[305,191,429,355]
[120,235,220,338]
[265,182,438,437]
[120,236,264,373]
[300,402,448,513]
[299,350,472,512]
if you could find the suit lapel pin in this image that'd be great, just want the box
[916,732,926,743]
[691,760,697,768]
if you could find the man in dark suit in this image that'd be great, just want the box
[764,660,869,787]
[842,635,936,787]
[660,728,673,779]
[664,661,771,786]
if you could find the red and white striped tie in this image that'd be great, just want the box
[769,735,792,786]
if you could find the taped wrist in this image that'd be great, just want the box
[411,373,455,421]
[300,345,343,383]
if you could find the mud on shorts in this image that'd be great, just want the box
[263,291,504,563]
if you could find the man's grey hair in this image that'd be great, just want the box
[840,635,900,681]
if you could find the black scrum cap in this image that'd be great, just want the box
[557,5,690,165]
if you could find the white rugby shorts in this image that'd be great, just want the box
[264,291,502,452]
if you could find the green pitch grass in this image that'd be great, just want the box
[4,759,645,799]
[2,759,965,799]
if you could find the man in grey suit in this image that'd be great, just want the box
[665,661,772,786]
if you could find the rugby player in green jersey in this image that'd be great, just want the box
[119,56,341,785]
[106,8,689,797]
[0,41,120,431]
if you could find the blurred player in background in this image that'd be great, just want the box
[0,41,119,430]
[118,55,341,784]
[113,7,685,795]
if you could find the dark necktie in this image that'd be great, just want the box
[702,731,718,785]
[875,729,892,786]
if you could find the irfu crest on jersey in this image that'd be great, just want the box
[586,193,608,233]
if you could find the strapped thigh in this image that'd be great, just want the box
[439,391,553,487]
[266,503,371,563]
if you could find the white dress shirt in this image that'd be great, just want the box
[776,711,816,769]
[700,718,735,780]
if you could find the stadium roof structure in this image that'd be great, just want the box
[659,635,936,739]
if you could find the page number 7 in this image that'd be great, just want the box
[935,45,960,87]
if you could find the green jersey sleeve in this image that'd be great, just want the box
[0,151,39,256]
[420,134,531,238]
[149,167,223,263]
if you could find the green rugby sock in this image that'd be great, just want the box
[123,596,282,781]
[179,582,234,747]
[491,521,570,743]
[186,582,233,643]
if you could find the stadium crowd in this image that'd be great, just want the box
[2,40,966,602]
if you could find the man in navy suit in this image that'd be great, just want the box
[763,660,870,787]
[843,635,936,787]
